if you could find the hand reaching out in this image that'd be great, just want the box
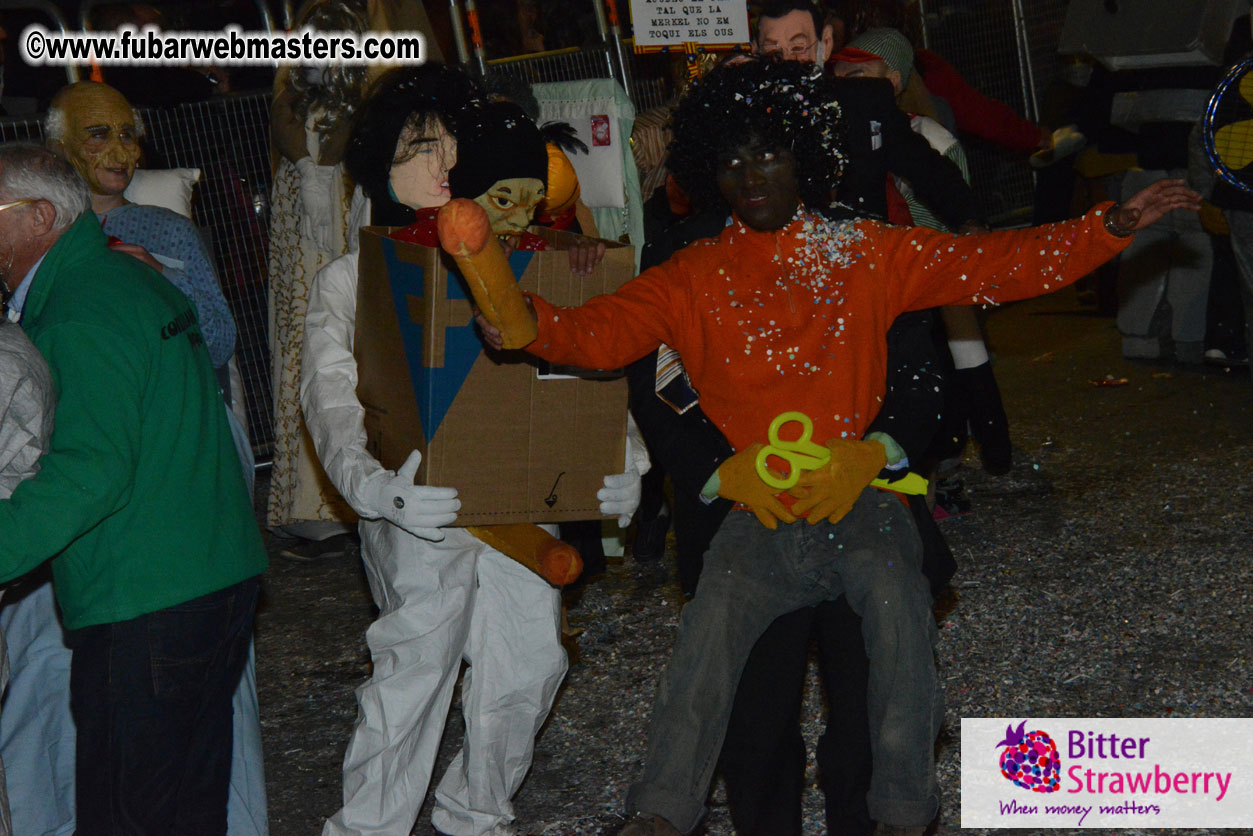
[473,296,536,351]
[1110,179,1202,234]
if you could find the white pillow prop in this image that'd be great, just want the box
[535,82,628,210]
[124,167,201,219]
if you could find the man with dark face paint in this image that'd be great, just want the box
[714,142,800,230]
[634,10,974,828]
[476,60,1199,836]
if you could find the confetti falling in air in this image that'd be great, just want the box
[713,209,870,378]
[254,287,1253,836]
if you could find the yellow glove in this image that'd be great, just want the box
[715,442,797,530]
[787,439,887,525]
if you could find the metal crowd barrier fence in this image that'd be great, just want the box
[487,46,673,114]
[0,92,277,461]
[919,0,1068,226]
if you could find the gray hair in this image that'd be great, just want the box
[44,105,146,144]
[0,143,91,229]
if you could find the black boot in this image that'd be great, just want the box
[955,361,1012,476]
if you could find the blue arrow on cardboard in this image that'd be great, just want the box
[380,236,535,443]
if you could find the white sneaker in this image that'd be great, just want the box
[1030,124,1086,168]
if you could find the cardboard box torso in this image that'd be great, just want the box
[354,225,634,525]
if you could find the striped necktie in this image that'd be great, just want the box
[654,343,699,414]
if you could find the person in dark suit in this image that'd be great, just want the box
[625,3,982,831]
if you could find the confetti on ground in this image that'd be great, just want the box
[253,290,1253,836]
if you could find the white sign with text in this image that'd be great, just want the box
[962,718,1253,828]
[627,0,749,47]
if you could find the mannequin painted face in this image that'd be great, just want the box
[53,83,141,197]
[446,101,548,237]
[755,10,835,66]
[476,177,545,237]
[389,116,458,211]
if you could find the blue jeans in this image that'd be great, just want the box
[67,577,260,836]
[626,491,940,832]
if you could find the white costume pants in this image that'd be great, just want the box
[324,523,567,836]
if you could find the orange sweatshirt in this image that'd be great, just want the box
[527,205,1130,456]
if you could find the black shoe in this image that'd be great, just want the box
[277,532,359,562]
[970,415,1013,476]
[632,513,670,562]
[934,476,972,518]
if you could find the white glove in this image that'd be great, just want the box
[598,471,641,527]
[360,450,459,541]
[295,156,336,254]
[598,414,651,527]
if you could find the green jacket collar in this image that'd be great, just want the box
[23,212,109,324]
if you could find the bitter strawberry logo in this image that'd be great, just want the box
[996,720,1061,793]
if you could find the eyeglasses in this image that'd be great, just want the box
[0,199,34,214]
[758,38,818,60]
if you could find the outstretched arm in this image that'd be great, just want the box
[884,180,1201,315]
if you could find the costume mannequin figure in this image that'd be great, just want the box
[389,99,554,251]
[266,0,371,538]
[305,64,643,836]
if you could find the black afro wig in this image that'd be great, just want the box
[668,58,847,215]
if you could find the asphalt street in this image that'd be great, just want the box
[254,284,1253,836]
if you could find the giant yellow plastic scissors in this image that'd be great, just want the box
[754,411,929,495]
[755,412,831,490]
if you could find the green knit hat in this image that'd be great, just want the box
[840,27,914,86]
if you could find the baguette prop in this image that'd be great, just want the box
[437,198,538,349]
[465,524,583,586]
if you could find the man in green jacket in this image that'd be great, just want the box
[0,142,267,832]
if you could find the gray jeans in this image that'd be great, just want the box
[626,489,941,832]
[1115,168,1213,361]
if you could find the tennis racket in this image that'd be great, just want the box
[1204,56,1253,192]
